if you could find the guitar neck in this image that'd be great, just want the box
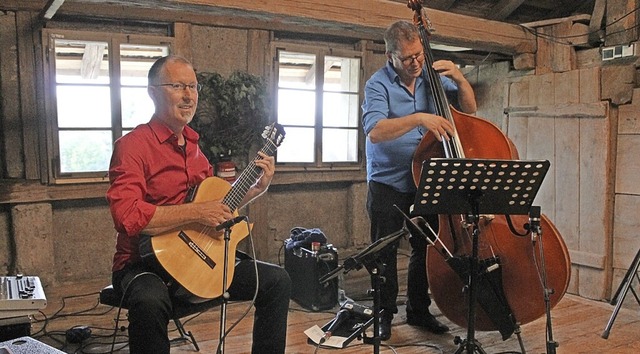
[222,140,278,211]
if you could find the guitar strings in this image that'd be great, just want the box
[198,139,279,254]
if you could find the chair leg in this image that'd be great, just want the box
[173,318,200,352]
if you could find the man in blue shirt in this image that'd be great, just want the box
[362,20,477,340]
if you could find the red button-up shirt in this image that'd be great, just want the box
[106,117,213,272]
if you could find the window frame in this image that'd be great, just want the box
[271,41,365,171]
[42,28,174,184]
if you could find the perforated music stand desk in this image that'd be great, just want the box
[412,158,549,354]
[412,158,549,216]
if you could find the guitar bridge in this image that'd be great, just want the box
[178,231,217,269]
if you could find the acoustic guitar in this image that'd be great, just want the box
[140,123,285,300]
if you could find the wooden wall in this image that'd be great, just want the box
[1,1,640,307]
[0,9,376,290]
[501,13,640,303]
[504,67,611,300]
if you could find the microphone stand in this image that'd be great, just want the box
[216,216,246,354]
[319,228,407,354]
[529,206,558,354]
[363,258,385,354]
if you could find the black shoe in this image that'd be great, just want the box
[407,315,449,334]
[378,315,393,341]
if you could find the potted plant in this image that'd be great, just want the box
[191,71,270,170]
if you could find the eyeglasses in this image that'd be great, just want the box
[395,52,425,66]
[152,83,202,92]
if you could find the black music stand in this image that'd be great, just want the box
[413,158,549,354]
[602,247,640,339]
[319,228,408,354]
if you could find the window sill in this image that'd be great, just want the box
[0,180,109,204]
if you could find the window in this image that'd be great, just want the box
[274,44,362,167]
[43,30,172,181]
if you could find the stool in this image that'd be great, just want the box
[99,285,223,351]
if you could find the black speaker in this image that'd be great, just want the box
[284,243,338,311]
[0,317,31,342]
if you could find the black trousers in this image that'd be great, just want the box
[366,181,434,319]
[113,257,291,354]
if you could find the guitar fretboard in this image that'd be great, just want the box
[222,140,278,210]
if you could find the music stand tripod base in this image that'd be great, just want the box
[413,158,550,354]
[602,247,640,339]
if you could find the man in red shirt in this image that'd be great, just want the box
[106,55,290,354]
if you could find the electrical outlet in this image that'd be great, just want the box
[602,44,635,61]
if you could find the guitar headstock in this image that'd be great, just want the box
[262,123,286,147]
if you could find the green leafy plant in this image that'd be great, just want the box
[191,71,270,168]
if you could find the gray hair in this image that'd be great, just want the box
[384,20,421,54]
[147,55,193,85]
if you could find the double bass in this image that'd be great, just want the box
[406,0,571,336]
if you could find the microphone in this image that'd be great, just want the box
[319,308,350,344]
[215,215,247,231]
[529,206,541,241]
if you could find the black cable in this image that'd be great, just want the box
[277,241,285,267]
[31,291,118,352]
[505,214,530,237]
[518,5,640,44]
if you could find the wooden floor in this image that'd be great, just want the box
[9,277,639,354]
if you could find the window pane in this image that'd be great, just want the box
[323,128,358,162]
[277,127,315,163]
[120,44,167,128]
[274,48,361,165]
[120,44,168,86]
[56,85,111,128]
[122,87,154,128]
[324,56,360,92]
[49,34,171,179]
[59,130,112,173]
[55,40,109,84]
[323,92,359,128]
[278,51,316,89]
[277,88,315,126]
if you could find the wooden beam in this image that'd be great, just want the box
[605,0,638,46]
[184,0,537,53]
[39,0,65,20]
[16,12,42,180]
[173,22,193,62]
[0,1,43,12]
[0,180,109,204]
[504,102,608,118]
[521,14,591,28]
[588,0,606,46]
[487,0,526,21]
[27,0,536,56]
[439,0,457,10]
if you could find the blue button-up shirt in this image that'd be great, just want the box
[362,61,459,193]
